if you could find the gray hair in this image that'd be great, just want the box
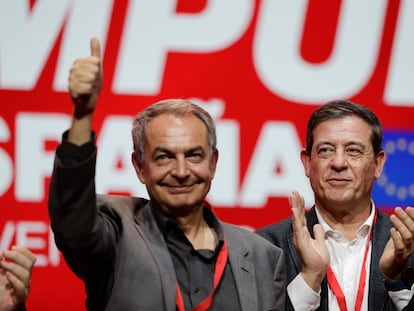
[132,99,217,162]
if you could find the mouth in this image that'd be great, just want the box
[326,178,351,186]
[166,184,194,194]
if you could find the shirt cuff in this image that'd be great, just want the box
[388,284,414,311]
[287,274,321,311]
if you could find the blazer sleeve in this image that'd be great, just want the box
[48,147,120,280]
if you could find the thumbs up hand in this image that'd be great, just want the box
[68,37,103,118]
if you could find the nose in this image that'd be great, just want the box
[171,156,190,179]
[330,149,348,170]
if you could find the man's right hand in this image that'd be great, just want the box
[67,37,103,145]
[290,190,329,292]
[68,37,102,119]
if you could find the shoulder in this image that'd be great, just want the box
[97,194,148,208]
[255,217,293,242]
[376,208,391,220]
[221,222,262,240]
[221,222,284,254]
[96,194,150,218]
[373,208,392,232]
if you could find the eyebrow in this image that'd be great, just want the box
[315,141,367,149]
[152,145,205,155]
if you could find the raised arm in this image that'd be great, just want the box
[68,37,103,146]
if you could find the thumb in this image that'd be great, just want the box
[90,37,101,58]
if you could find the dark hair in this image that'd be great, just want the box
[305,99,383,155]
[132,99,217,162]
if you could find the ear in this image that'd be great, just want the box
[131,152,146,184]
[374,150,386,179]
[300,148,311,178]
[210,148,219,178]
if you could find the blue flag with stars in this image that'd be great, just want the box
[373,129,414,209]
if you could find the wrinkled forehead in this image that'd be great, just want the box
[145,114,209,145]
[313,116,373,145]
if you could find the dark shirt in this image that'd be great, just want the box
[153,207,241,311]
[58,132,241,311]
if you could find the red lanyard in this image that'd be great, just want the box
[176,239,228,311]
[326,211,377,311]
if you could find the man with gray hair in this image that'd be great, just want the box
[48,37,286,311]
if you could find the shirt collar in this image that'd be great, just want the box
[152,203,224,245]
[315,200,376,240]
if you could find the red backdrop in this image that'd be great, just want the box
[1,1,414,310]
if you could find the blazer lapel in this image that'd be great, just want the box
[227,244,257,311]
[134,205,177,311]
[368,210,393,310]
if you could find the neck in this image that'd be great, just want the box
[316,203,372,241]
[175,209,217,250]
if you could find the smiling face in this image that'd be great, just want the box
[132,113,218,216]
[301,115,386,213]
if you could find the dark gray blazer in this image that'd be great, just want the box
[256,206,414,311]
[48,150,286,311]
